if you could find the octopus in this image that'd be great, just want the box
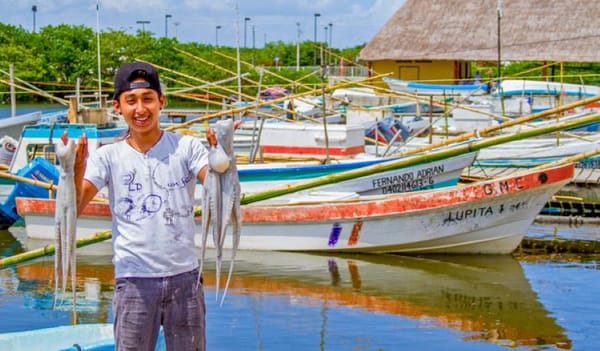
[54,138,78,319]
[199,119,242,305]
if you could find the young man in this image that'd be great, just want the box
[73,61,214,350]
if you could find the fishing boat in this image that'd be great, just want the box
[0,323,165,351]
[0,109,476,226]
[494,79,600,98]
[8,123,126,175]
[242,151,476,197]
[0,110,70,167]
[16,163,574,254]
[465,132,600,184]
[484,79,600,114]
[0,111,43,141]
[383,77,489,97]
[0,123,127,229]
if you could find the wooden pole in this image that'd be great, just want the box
[170,50,329,121]
[236,112,600,205]
[0,170,56,191]
[157,72,390,130]
[387,95,600,158]
[533,148,600,170]
[0,230,111,268]
[138,58,320,122]
[0,170,106,202]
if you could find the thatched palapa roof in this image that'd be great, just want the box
[360,0,600,62]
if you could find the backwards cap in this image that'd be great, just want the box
[113,61,162,100]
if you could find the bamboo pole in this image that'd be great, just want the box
[168,51,327,121]
[158,72,390,131]
[235,112,600,205]
[352,74,597,142]
[140,58,334,124]
[386,95,600,158]
[0,79,69,106]
[3,112,597,267]
[0,170,56,191]
[360,77,597,144]
[0,230,111,268]
[0,170,107,202]
[533,148,600,170]
[210,49,359,108]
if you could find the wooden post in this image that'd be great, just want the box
[68,96,78,123]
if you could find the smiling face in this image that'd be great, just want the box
[113,77,165,139]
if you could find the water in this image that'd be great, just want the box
[0,103,66,119]
[1,226,600,350]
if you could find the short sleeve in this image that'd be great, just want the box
[84,147,110,191]
[185,136,209,179]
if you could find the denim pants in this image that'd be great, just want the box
[113,269,206,351]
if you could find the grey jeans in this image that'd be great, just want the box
[113,269,206,351]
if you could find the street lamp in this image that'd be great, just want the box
[32,5,37,33]
[174,22,180,40]
[136,20,150,32]
[244,17,251,48]
[165,14,172,38]
[313,13,320,65]
[496,0,502,81]
[215,25,222,47]
[313,13,320,42]
[323,26,328,67]
[296,22,301,71]
[328,22,333,48]
[252,25,256,65]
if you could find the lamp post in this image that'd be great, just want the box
[313,13,320,66]
[165,14,172,37]
[296,22,301,71]
[174,22,180,40]
[136,20,150,32]
[32,5,37,33]
[215,25,222,47]
[252,25,255,65]
[496,0,504,115]
[328,22,332,48]
[323,26,328,67]
[244,17,250,48]
[313,13,320,42]
[496,0,502,81]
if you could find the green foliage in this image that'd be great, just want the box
[0,22,365,103]
[0,22,369,104]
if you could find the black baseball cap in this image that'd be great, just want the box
[113,61,162,100]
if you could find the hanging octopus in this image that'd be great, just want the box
[199,119,242,306]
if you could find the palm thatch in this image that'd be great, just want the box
[360,0,600,62]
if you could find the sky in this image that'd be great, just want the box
[0,0,406,49]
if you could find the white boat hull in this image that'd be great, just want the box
[16,164,574,254]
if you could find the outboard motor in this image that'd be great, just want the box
[0,157,59,229]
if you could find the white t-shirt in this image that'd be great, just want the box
[84,131,209,278]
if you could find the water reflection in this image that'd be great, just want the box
[0,230,571,349]
[230,251,570,349]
